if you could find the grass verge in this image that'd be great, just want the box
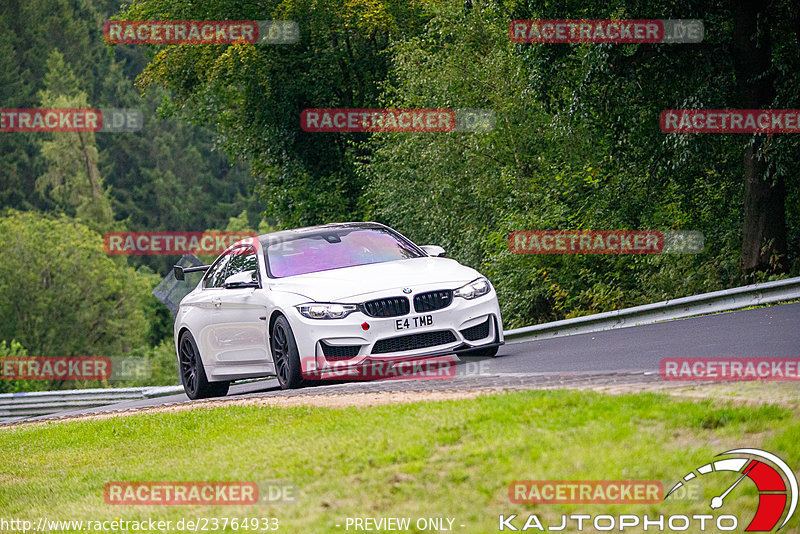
[1,390,798,533]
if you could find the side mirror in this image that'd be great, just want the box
[420,245,446,257]
[173,263,210,282]
[224,270,260,289]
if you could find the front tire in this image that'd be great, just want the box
[462,317,501,358]
[271,315,306,389]
[462,345,499,358]
[178,331,230,399]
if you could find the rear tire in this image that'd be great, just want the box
[270,315,306,389]
[178,331,230,399]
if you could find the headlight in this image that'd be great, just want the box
[296,303,359,319]
[453,277,491,300]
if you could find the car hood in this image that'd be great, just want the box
[268,257,482,301]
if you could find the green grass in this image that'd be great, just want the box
[1,390,798,533]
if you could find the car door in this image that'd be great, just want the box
[190,251,232,370]
[205,244,272,379]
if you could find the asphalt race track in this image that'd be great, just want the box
[23,302,800,422]
[500,301,800,373]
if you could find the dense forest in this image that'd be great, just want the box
[1,0,798,390]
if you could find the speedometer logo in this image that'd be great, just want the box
[666,448,798,531]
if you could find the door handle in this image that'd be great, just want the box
[212,298,222,308]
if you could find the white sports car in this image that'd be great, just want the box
[173,222,503,398]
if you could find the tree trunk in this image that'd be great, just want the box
[732,0,787,274]
[740,141,787,272]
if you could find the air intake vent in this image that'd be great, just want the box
[413,290,453,313]
[460,318,490,341]
[362,297,410,318]
[320,342,360,360]
[372,330,457,354]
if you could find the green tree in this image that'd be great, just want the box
[359,0,799,327]
[0,0,257,277]
[500,0,800,277]
[0,0,106,211]
[36,50,114,231]
[123,0,432,227]
[0,210,151,358]
[0,340,33,393]
[114,0,799,330]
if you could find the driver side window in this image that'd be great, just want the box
[204,255,231,289]
[223,246,259,285]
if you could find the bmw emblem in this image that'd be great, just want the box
[402,288,412,294]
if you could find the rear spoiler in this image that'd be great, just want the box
[173,264,210,281]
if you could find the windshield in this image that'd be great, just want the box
[265,227,424,278]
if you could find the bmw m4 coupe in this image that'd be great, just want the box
[173,222,503,398]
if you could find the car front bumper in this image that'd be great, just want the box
[285,288,504,375]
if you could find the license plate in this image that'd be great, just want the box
[395,314,433,331]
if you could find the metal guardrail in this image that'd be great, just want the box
[505,276,800,343]
[0,386,182,424]
[2,276,799,425]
